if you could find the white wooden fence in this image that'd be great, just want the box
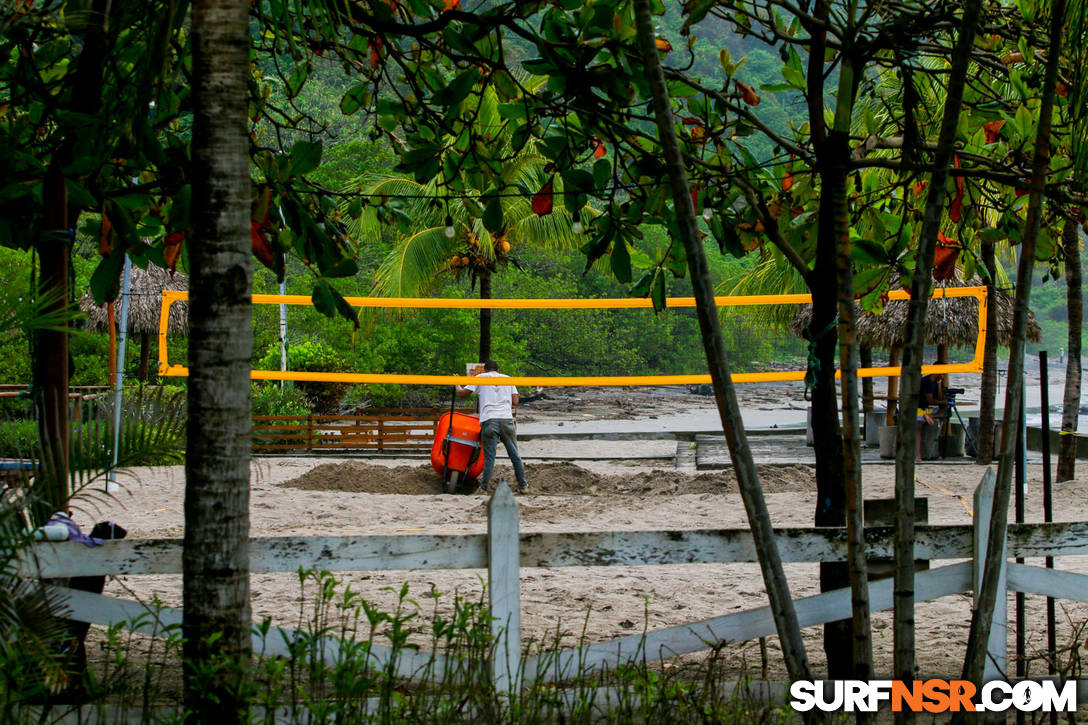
[18,469,1088,695]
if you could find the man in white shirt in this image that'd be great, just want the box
[455,360,528,494]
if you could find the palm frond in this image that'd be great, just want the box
[372,227,460,298]
[509,211,583,253]
[78,386,187,490]
[24,387,187,523]
[344,177,439,244]
[720,255,807,329]
[0,284,81,339]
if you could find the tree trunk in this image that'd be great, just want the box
[829,47,874,686]
[893,2,983,714]
[1057,218,1082,481]
[139,332,151,383]
[479,269,492,362]
[886,346,900,426]
[183,1,252,721]
[33,164,70,523]
[976,239,999,464]
[633,0,813,689]
[833,145,874,684]
[861,346,874,414]
[803,1,853,678]
[31,0,113,522]
[959,0,1064,697]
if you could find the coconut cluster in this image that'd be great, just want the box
[447,232,511,270]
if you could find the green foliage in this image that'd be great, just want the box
[1028,268,1088,353]
[13,386,187,522]
[252,383,310,418]
[0,569,795,722]
[0,248,31,385]
[259,340,350,414]
[0,418,38,459]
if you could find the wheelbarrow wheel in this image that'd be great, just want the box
[444,470,460,494]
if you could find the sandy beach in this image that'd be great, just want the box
[69,381,1088,690]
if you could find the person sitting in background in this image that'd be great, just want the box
[916,370,947,460]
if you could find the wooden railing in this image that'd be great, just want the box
[252,408,474,453]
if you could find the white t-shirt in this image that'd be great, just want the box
[465,371,518,423]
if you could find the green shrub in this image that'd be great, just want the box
[252,383,309,418]
[0,392,33,421]
[0,418,38,458]
[258,341,350,414]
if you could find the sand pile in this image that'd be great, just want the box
[280,461,818,496]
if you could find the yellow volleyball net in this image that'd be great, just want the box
[157,287,987,386]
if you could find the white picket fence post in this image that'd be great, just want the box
[973,468,1007,682]
[488,481,521,694]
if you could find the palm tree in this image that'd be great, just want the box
[183,1,252,721]
[349,83,589,362]
[1057,217,1082,480]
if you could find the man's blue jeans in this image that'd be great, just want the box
[480,418,527,489]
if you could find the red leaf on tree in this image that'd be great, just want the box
[735,81,760,107]
[949,193,963,221]
[592,137,606,158]
[655,38,672,52]
[532,177,554,216]
[948,155,964,222]
[1057,81,1070,98]
[680,117,706,141]
[251,220,275,270]
[369,36,384,69]
[983,120,1005,144]
[933,232,960,281]
[163,230,185,271]
[98,214,114,256]
[443,0,460,9]
[782,173,794,192]
[913,180,927,195]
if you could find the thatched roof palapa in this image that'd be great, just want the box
[789,278,1041,349]
[80,264,189,336]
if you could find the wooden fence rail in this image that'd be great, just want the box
[23,468,1088,700]
[251,408,470,453]
[21,521,1088,579]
